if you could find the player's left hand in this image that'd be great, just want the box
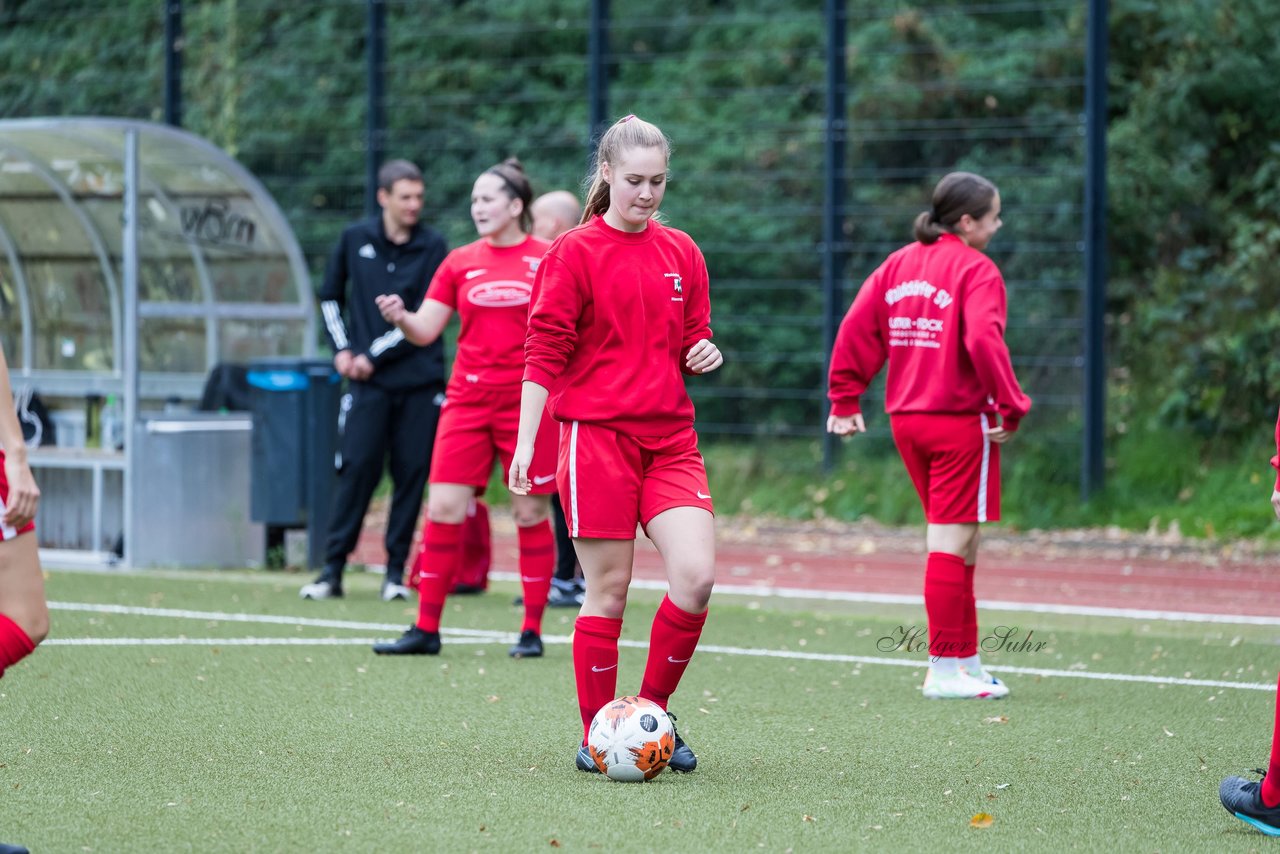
[1271,489,1280,521]
[2,455,39,529]
[686,339,723,374]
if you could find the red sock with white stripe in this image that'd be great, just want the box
[573,615,622,742]
[958,560,983,675]
[924,552,973,659]
[517,521,554,634]
[1262,673,1280,807]
[414,521,462,633]
[639,595,708,711]
[0,612,35,679]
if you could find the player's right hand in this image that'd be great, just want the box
[508,445,534,496]
[826,413,866,436]
[333,349,354,378]
[1271,489,1280,521]
[375,293,406,325]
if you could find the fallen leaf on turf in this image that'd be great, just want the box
[549,840,561,848]
[970,813,994,828]
[996,783,1010,790]
[741,804,751,812]
[983,715,1008,724]
[803,814,815,822]
[1162,727,1175,737]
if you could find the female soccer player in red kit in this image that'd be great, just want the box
[0,339,47,681]
[827,171,1031,700]
[509,115,723,773]
[0,340,44,854]
[1217,406,1280,836]
[372,158,559,659]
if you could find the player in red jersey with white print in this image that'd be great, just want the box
[827,171,1031,701]
[1217,406,1280,835]
[371,158,559,659]
[509,115,723,774]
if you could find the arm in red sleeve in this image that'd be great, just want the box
[962,275,1032,431]
[1271,406,1280,490]
[523,249,584,388]
[679,246,713,375]
[827,275,887,418]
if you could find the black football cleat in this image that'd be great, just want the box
[1220,771,1280,836]
[667,712,697,772]
[576,744,601,773]
[508,629,544,658]
[372,625,441,655]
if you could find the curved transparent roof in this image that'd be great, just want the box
[0,118,315,398]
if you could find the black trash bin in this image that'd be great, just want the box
[247,358,341,569]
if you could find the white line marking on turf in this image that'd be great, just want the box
[44,637,497,647]
[508,572,1280,627]
[48,601,1274,692]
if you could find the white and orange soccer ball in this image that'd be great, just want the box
[586,696,675,782]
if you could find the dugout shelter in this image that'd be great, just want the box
[0,118,316,567]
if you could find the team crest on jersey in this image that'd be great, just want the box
[665,272,683,302]
[468,280,532,308]
[358,243,377,259]
[523,256,541,277]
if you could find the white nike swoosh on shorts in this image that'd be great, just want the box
[696,491,711,499]
[532,474,556,486]
[667,656,691,664]
[591,664,618,673]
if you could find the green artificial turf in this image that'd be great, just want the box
[2,568,1276,851]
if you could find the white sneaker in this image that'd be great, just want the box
[964,668,1010,696]
[381,580,412,602]
[300,579,343,600]
[922,668,1009,699]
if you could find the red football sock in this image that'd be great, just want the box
[924,552,973,658]
[573,615,622,742]
[639,595,708,711]
[0,611,35,679]
[517,521,554,634]
[963,560,979,657]
[414,521,463,633]
[1263,673,1280,808]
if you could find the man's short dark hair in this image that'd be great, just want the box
[378,159,423,191]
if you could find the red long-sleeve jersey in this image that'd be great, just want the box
[828,233,1031,429]
[523,215,712,435]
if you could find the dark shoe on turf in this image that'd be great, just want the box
[299,576,343,600]
[548,577,585,608]
[667,712,697,772]
[576,744,601,773]
[0,843,31,854]
[508,629,543,658]
[1220,771,1280,836]
[372,626,441,655]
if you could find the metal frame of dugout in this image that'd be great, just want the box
[0,118,318,568]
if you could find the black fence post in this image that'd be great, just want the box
[588,0,610,143]
[821,0,848,473]
[366,0,387,218]
[163,0,182,127]
[1083,0,1108,498]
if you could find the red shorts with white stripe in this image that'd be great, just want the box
[0,450,35,540]
[429,385,559,494]
[558,421,714,540]
[889,412,1001,524]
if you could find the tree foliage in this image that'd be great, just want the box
[0,0,1270,445]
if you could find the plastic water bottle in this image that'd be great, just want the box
[100,394,124,451]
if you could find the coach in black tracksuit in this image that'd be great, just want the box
[301,160,447,602]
